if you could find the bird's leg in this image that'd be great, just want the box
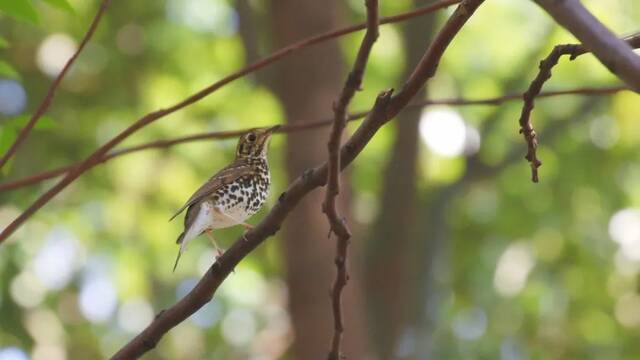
[240,223,253,243]
[205,229,224,258]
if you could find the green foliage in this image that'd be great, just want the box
[11,114,57,130]
[0,0,638,359]
[0,125,15,154]
[0,0,39,24]
[0,115,55,173]
[0,60,19,79]
[0,0,75,79]
[0,0,74,23]
[42,0,74,13]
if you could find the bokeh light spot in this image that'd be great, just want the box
[25,309,65,345]
[37,33,77,78]
[420,108,466,157]
[34,228,79,290]
[166,0,238,35]
[590,116,619,149]
[32,345,66,360]
[419,107,480,157]
[10,271,45,308]
[191,300,222,329]
[79,276,117,323]
[220,268,266,307]
[0,79,27,116]
[0,347,28,360]
[117,298,154,333]
[494,242,535,297]
[452,307,487,340]
[609,208,640,260]
[222,309,256,347]
[615,292,640,328]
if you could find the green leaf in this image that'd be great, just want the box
[0,115,55,175]
[42,0,74,13]
[0,36,8,49]
[34,115,56,130]
[0,126,16,154]
[11,115,57,130]
[0,0,39,24]
[0,60,19,79]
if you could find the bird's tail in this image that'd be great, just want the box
[176,231,185,245]
[173,232,186,272]
[172,249,182,273]
[172,214,203,272]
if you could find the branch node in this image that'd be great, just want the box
[302,168,315,183]
[154,310,166,320]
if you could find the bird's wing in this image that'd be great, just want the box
[169,162,254,221]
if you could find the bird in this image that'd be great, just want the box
[170,125,280,272]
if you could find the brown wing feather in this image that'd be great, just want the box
[170,161,254,222]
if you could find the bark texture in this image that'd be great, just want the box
[269,1,371,359]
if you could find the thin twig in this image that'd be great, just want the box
[0,0,462,244]
[533,0,640,91]
[324,0,378,359]
[111,1,483,358]
[519,34,639,182]
[0,0,112,169]
[0,85,627,193]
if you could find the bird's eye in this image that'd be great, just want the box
[247,133,257,142]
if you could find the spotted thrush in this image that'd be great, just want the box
[170,125,280,271]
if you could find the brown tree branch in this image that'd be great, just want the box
[0,0,461,244]
[324,1,378,358]
[0,0,112,169]
[0,85,627,193]
[533,0,640,91]
[519,34,639,182]
[111,1,484,358]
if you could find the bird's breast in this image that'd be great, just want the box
[209,171,270,229]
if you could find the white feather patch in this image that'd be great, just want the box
[179,202,214,254]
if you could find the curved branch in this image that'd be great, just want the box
[111,0,484,358]
[533,0,640,91]
[0,0,461,244]
[519,34,639,182]
[324,0,378,358]
[0,0,112,169]
[0,85,627,193]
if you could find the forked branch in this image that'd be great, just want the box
[533,0,640,91]
[0,0,461,244]
[519,34,639,182]
[324,0,378,358]
[111,0,484,358]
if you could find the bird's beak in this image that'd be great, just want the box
[266,125,281,134]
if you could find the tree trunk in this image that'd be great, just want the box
[269,1,372,359]
[363,3,436,358]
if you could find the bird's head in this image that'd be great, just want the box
[235,125,280,159]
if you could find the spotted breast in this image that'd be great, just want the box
[208,157,271,228]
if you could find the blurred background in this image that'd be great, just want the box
[0,0,639,359]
